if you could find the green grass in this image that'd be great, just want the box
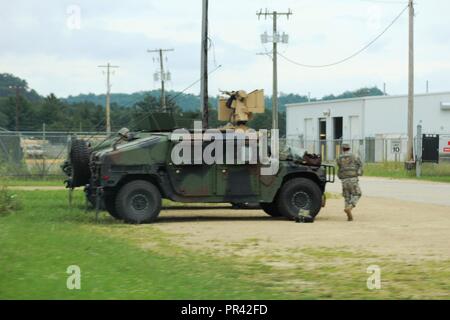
[0,190,287,299]
[1,190,449,299]
[1,177,65,187]
[363,162,450,183]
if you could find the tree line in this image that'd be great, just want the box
[0,73,383,136]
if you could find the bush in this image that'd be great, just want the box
[0,186,21,216]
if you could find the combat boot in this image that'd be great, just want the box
[344,208,353,221]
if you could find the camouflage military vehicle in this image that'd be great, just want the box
[63,91,334,224]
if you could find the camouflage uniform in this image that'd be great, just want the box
[341,177,362,209]
[336,150,362,210]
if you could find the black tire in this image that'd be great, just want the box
[276,178,322,220]
[115,180,162,224]
[260,202,283,217]
[70,139,91,187]
[231,202,261,210]
[104,193,121,220]
[85,187,106,211]
[85,186,96,207]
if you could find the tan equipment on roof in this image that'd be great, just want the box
[218,90,265,127]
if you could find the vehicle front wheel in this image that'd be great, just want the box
[276,178,322,220]
[231,202,261,210]
[260,202,282,217]
[104,193,121,220]
[115,180,162,224]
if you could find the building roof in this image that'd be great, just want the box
[286,91,450,109]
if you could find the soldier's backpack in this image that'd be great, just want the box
[301,152,322,167]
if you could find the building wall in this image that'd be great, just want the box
[286,99,365,159]
[364,93,450,136]
[286,99,364,141]
[286,92,450,161]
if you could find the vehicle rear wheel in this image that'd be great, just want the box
[115,180,162,224]
[260,202,282,217]
[276,178,322,220]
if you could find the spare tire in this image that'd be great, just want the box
[70,139,91,187]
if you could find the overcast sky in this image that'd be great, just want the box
[1,0,449,99]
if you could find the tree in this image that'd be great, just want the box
[38,94,65,130]
[322,86,384,101]
[0,73,41,102]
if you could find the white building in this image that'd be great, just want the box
[286,92,450,162]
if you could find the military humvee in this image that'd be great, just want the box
[63,90,334,224]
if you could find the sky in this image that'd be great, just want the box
[1,0,449,99]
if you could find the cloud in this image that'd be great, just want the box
[0,0,449,99]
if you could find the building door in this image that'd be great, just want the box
[333,117,343,158]
[319,118,327,159]
[422,134,439,163]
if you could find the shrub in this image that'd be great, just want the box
[0,186,21,216]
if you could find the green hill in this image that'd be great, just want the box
[0,72,384,133]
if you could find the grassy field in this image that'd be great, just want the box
[1,177,65,187]
[363,162,450,183]
[1,189,449,299]
[2,161,450,187]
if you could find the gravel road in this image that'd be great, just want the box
[326,177,450,206]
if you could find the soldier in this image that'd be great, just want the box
[336,143,363,221]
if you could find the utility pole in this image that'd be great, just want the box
[407,0,415,162]
[148,48,174,112]
[200,0,209,129]
[257,9,292,130]
[98,63,119,134]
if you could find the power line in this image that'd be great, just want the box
[167,64,222,105]
[278,4,408,68]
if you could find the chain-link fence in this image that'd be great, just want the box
[285,135,450,163]
[1,130,449,179]
[0,131,107,179]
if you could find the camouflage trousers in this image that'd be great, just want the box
[341,177,362,210]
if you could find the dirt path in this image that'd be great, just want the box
[327,177,450,206]
[154,197,450,262]
[9,178,450,262]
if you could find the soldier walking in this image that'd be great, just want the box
[336,144,363,221]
